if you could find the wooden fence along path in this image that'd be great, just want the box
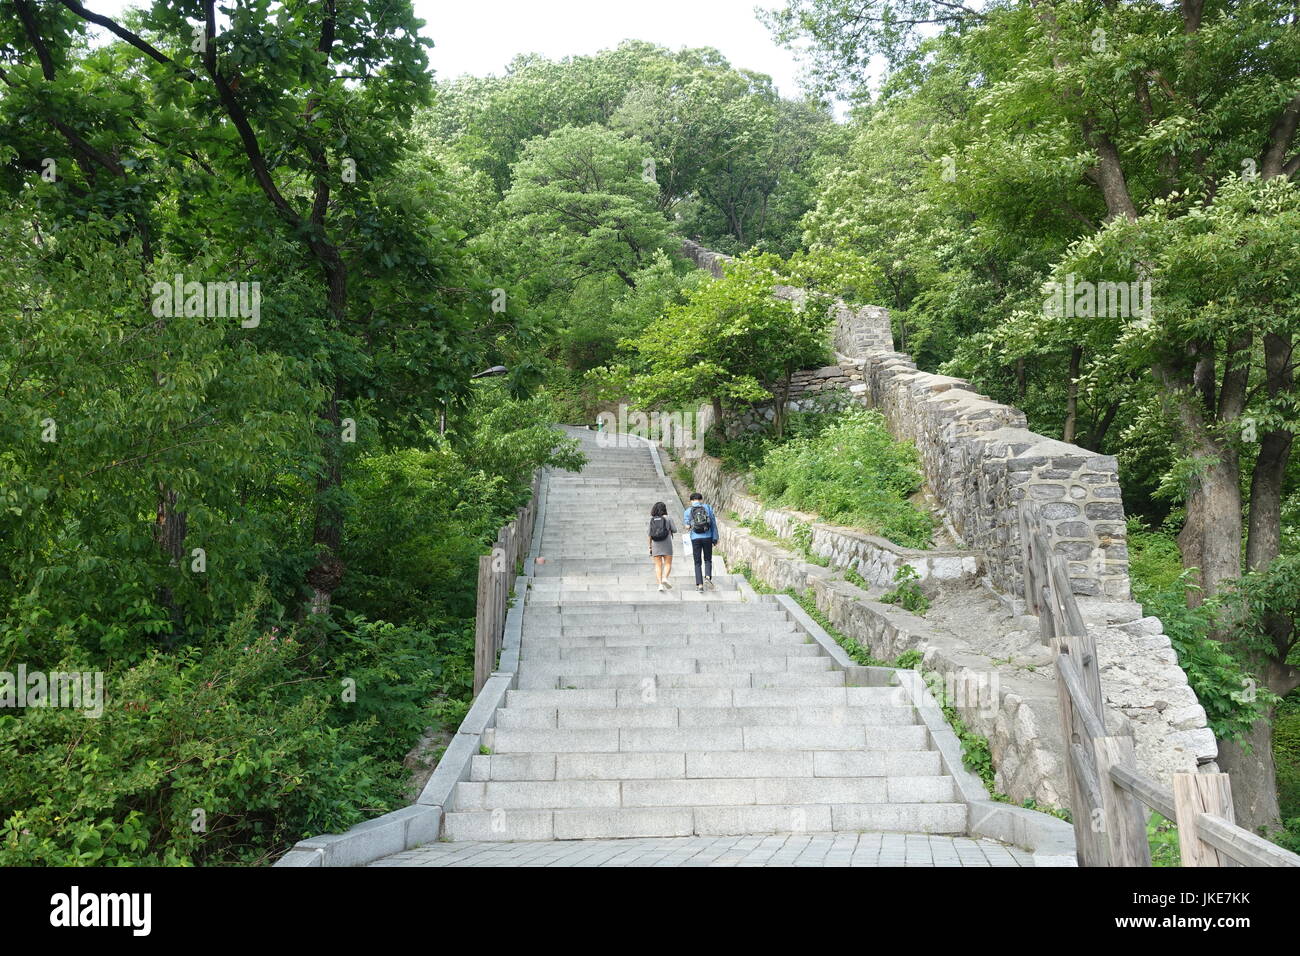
[1019,502,1300,867]
[473,470,543,694]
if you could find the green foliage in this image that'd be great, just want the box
[427,41,835,252]
[675,462,696,490]
[604,252,831,431]
[710,406,841,474]
[879,565,930,615]
[1127,525,1277,742]
[892,649,923,670]
[751,409,934,547]
[503,124,673,291]
[1276,695,1300,851]
[1147,814,1182,867]
[843,566,871,590]
[0,597,393,866]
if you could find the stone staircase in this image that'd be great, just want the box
[440,427,967,842]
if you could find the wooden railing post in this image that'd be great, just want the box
[1094,735,1151,866]
[1023,499,1300,868]
[471,468,543,697]
[473,553,495,694]
[1174,773,1239,867]
[1053,644,1107,867]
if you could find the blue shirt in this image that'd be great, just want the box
[684,502,718,541]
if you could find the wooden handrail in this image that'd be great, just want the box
[473,470,543,694]
[1056,652,1107,741]
[1196,812,1300,867]
[1020,500,1300,868]
[1109,763,1176,821]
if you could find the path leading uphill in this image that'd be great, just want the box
[373,426,1030,866]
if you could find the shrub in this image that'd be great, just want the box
[0,598,394,866]
[751,409,934,547]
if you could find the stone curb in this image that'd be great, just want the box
[772,593,855,669]
[525,465,551,571]
[892,669,1076,865]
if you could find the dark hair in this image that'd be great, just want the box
[689,492,703,501]
[651,501,667,517]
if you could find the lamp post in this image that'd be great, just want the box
[441,365,509,436]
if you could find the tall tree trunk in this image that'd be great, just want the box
[1216,716,1282,833]
[772,375,791,441]
[304,240,349,615]
[154,482,188,640]
[1063,346,1082,444]
[1246,333,1294,572]
[307,379,345,615]
[711,395,729,441]
[1222,332,1298,834]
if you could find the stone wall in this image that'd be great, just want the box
[847,352,1129,601]
[680,239,731,278]
[720,525,1215,805]
[721,360,859,436]
[672,239,1219,791]
[679,234,1130,601]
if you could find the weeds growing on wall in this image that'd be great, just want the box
[880,565,930,615]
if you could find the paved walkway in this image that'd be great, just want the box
[373,832,1032,867]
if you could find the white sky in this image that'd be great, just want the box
[79,0,819,98]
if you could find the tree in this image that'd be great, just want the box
[607,253,831,438]
[28,0,494,616]
[503,124,673,290]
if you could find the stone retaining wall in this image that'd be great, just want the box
[689,454,979,587]
[720,526,1214,806]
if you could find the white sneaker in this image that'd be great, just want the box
[696,584,704,593]
[706,578,716,590]
[663,580,673,590]
[658,583,666,592]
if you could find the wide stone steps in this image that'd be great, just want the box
[532,559,731,577]
[529,577,737,591]
[522,631,808,647]
[432,425,973,848]
[443,803,967,841]
[503,686,903,708]
[514,658,838,683]
[517,643,822,662]
[471,748,944,780]
[493,704,919,730]
[453,775,956,810]
[519,670,851,690]
[483,724,932,753]
[526,589,746,605]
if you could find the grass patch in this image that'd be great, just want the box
[737,515,830,567]
[749,409,935,548]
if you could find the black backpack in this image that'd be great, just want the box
[689,503,711,534]
[649,515,670,541]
